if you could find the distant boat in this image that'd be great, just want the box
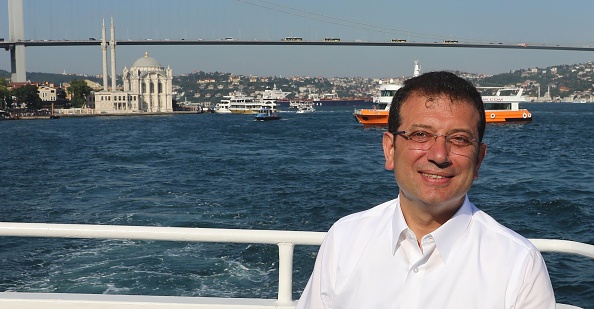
[352,61,418,125]
[0,110,16,120]
[481,87,532,123]
[296,102,316,113]
[261,84,291,101]
[352,80,402,125]
[213,99,232,114]
[354,61,532,125]
[215,92,279,115]
[254,107,281,121]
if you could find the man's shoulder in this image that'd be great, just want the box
[471,208,538,251]
[332,199,397,230]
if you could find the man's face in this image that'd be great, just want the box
[382,92,487,218]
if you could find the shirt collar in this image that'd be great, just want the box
[391,195,474,263]
[430,196,474,264]
[391,198,409,254]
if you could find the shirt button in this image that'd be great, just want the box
[413,268,419,273]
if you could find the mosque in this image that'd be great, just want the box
[89,18,173,113]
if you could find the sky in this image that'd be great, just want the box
[2,0,594,79]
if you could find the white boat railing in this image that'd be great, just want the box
[0,222,593,309]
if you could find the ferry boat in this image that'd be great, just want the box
[354,62,533,125]
[353,60,419,125]
[352,80,402,125]
[217,92,278,115]
[213,100,232,114]
[481,87,532,123]
[0,222,592,309]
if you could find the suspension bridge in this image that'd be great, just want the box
[3,0,594,82]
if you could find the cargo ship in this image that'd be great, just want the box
[277,96,371,108]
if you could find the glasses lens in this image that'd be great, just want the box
[401,132,476,157]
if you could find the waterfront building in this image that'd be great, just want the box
[90,18,173,114]
[120,52,173,113]
[37,84,58,102]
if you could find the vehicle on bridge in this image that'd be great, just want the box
[282,37,303,42]
[390,39,407,42]
[323,38,341,42]
[443,40,459,43]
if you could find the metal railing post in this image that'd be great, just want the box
[277,242,295,305]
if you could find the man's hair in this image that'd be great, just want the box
[388,71,486,142]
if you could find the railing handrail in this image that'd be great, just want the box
[529,238,594,259]
[0,222,326,306]
[1,222,593,306]
[0,222,326,245]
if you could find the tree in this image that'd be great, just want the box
[0,78,10,110]
[67,79,93,108]
[11,84,42,110]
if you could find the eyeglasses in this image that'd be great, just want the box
[394,130,479,155]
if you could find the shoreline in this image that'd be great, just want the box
[12,111,200,120]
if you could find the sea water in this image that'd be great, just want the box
[0,103,593,307]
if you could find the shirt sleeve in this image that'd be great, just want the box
[513,249,556,309]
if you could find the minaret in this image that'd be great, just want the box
[101,19,108,91]
[110,17,117,91]
[413,60,421,77]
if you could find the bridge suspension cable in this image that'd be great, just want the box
[238,0,491,43]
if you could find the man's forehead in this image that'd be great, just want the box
[400,92,481,132]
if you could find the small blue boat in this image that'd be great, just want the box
[255,107,281,121]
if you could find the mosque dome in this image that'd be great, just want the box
[132,52,162,68]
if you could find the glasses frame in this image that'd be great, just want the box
[394,130,480,150]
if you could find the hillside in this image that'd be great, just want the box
[3,61,594,102]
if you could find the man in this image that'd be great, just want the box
[296,71,554,308]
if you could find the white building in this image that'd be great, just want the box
[122,52,173,112]
[90,18,173,114]
[38,85,58,102]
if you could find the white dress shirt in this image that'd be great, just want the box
[296,196,555,309]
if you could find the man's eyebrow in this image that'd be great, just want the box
[448,128,476,136]
[408,125,476,136]
[408,124,433,130]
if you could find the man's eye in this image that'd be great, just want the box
[410,131,429,138]
[449,135,471,145]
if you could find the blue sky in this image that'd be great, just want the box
[1,0,594,78]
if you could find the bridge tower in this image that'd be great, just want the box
[8,0,26,82]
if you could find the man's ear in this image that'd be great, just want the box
[383,132,395,170]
